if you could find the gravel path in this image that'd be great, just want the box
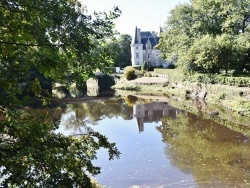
[122,77,168,84]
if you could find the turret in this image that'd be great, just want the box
[137,28,141,44]
[131,26,143,66]
[132,26,138,44]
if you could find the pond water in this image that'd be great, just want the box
[56,96,250,188]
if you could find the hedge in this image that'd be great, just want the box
[154,68,250,87]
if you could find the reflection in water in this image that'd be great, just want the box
[56,98,133,136]
[133,102,182,132]
[0,107,120,187]
[56,96,250,187]
[158,113,250,187]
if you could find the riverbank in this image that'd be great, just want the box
[112,76,250,136]
[112,76,250,117]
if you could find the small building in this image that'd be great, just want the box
[131,26,170,67]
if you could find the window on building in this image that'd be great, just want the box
[136,47,138,49]
[136,53,139,58]
[148,54,150,58]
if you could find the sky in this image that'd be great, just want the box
[80,0,189,36]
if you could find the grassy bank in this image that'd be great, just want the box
[114,81,250,137]
[113,69,250,117]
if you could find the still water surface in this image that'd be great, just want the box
[56,96,250,188]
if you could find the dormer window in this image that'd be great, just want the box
[146,38,151,50]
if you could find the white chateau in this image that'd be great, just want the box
[131,26,168,67]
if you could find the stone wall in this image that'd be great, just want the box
[52,83,83,99]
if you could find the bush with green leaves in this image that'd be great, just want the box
[124,67,137,80]
[168,64,176,69]
[154,68,250,87]
[138,70,146,77]
[141,61,148,71]
[145,72,152,77]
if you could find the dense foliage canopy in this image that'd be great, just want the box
[157,0,250,74]
[0,0,121,187]
[107,34,132,68]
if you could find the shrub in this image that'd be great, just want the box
[141,61,148,71]
[158,65,163,68]
[168,64,176,69]
[138,70,146,77]
[154,68,250,87]
[144,72,152,77]
[124,67,137,80]
[163,81,169,87]
[133,66,141,71]
[148,66,154,71]
[218,92,226,100]
[237,99,250,111]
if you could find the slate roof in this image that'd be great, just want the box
[132,28,160,50]
[133,26,138,44]
[141,33,159,50]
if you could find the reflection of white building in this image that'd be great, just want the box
[133,102,181,132]
[133,104,145,132]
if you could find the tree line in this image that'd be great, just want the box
[157,0,250,75]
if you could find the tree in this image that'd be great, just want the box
[0,0,121,91]
[141,61,148,71]
[156,3,194,60]
[221,0,250,34]
[234,33,250,73]
[184,34,234,73]
[0,0,121,186]
[192,0,225,36]
[107,34,132,68]
[157,0,250,74]
[188,34,220,73]
[116,34,132,68]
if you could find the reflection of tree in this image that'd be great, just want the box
[124,95,138,107]
[157,113,250,187]
[60,108,98,135]
[0,110,120,187]
[57,98,134,130]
